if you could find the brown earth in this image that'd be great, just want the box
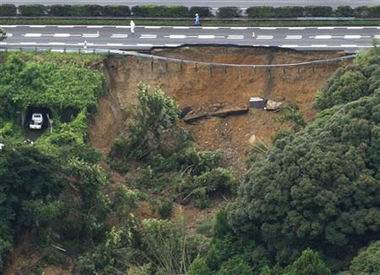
[90,46,349,172]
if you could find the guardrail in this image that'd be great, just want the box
[0,47,356,68]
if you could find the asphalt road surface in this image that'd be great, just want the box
[0,25,378,52]
[4,1,380,8]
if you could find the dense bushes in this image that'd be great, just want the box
[5,4,380,18]
[132,5,190,17]
[0,4,16,16]
[19,4,46,16]
[217,7,241,18]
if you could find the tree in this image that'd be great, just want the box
[284,249,331,275]
[350,241,380,275]
[188,256,213,275]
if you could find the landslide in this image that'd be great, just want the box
[90,46,349,171]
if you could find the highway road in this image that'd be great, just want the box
[4,1,380,8]
[0,25,378,52]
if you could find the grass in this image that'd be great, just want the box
[0,18,379,27]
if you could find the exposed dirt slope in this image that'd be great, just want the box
[90,46,349,171]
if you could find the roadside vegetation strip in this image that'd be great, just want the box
[0,18,380,27]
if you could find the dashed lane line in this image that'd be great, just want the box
[24,33,42,37]
[86,26,103,28]
[169,35,187,39]
[317,27,335,30]
[53,33,71,37]
[111,34,129,38]
[140,34,158,39]
[344,35,361,39]
[106,43,124,46]
[202,27,219,30]
[29,25,46,28]
[144,26,161,29]
[83,33,100,38]
[257,35,274,40]
[136,43,154,47]
[230,27,248,30]
[227,35,244,40]
[314,35,332,39]
[285,35,302,40]
[173,26,190,29]
[198,35,216,39]
[57,25,74,28]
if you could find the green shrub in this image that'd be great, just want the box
[188,256,213,275]
[335,6,354,17]
[315,66,370,110]
[19,5,46,16]
[275,6,305,18]
[284,249,331,275]
[158,198,174,219]
[48,5,74,16]
[355,6,380,18]
[217,7,241,18]
[218,257,253,275]
[0,4,16,16]
[190,6,213,17]
[304,6,333,17]
[132,5,190,17]
[350,241,380,274]
[103,5,131,17]
[246,7,275,18]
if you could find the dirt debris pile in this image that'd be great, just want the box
[90,46,349,171]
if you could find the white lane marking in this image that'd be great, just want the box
[1,25,16,28]
[0,42,7,45]
[198,35,216,39]
[140,34,157,39]
[87,26,103,28]
[144,26,161,29]
[311,44,328,47]
[169,35,186,39]
[314,35,332,39]
[78,42,94,46]
[20,42,37,45]
[202,27,219,29]
[106,43,124,46]
[288,27,305,30]
[49,42,65,45]
[259,27,276,30]
[257,35,273,40]
[137,43,154,47]
[115,26,130,29]
[285,35,302,40]
[231,27,248,30]
[5,33,12,37]
[344,35,361,39]
[57,25,74,28]
[347,27,364,29]
[83,33,99,38]
[24,33,42,37]
[280,44,299,48]
[317,27,335,30]
[227,35,244,40]
[165,44,180,47]
[54,33,71,37]
[341,44,358,47]
[173,26,190,29]
[29,25,46,28]
[111,34,129,38]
